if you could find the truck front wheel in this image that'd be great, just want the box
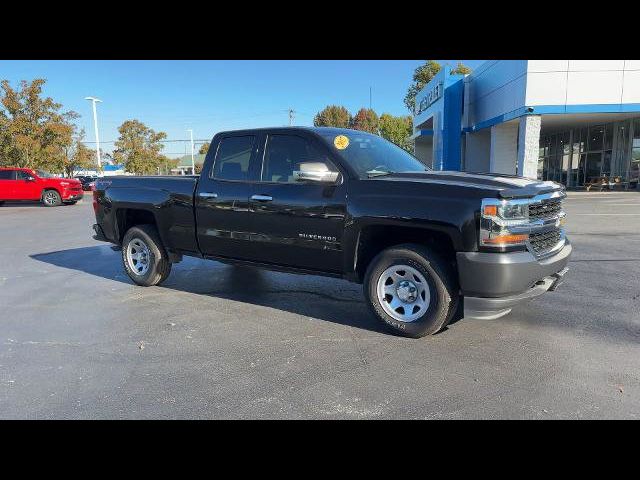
[122,225,172,287]
[364,244,458,338]
[42,190,62,207]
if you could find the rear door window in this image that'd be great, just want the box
[211,136,256,181]
[0,170,15,180]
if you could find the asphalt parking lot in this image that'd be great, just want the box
[1,192,639,419]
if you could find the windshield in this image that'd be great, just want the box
[317,130,430,178]
[36,170,54,178]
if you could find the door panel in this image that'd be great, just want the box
[195,134,258,259]
[0,170,16,199]
[14,170,41,199]
[247,182,347,272]
[244,133,347,272]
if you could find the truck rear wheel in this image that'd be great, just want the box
[122,225,172,287]
[364,244,458,338]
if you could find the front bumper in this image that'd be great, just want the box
[457,239,572,319]
[63,191,84,202]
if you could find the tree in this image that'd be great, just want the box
[158,155,179,175]
[403,60,472,113]
[0,78,79,170]
[98,149,114,166]
[379,113,413,152]
[52,128,97,178]
[198,142,210,155]
[351,108,379,133]
[403,60,441,114]
[113,120,167,175]
[313,105,352,128]
[451,61,472,76]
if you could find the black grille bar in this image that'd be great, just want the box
[528,199,562,220]
[529,228,562,255]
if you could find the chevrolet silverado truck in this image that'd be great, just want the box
[91,127,571,338]
[0,167,83,207]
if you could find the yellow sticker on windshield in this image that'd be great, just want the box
[334,135,350,150]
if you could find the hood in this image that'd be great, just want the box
[375,171,563,199]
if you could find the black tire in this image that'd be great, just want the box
[42,189,62,207]
[0,201,4,206]
[121,224,172,287]
[364,243,459,338]
[64,201,78,205]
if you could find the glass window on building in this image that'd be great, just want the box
[537,135,549,180]
[604,123,613,151]
[569,129,584,187]
[589,125,604,151]
[583,126,605,184]
[559,131,570,185]
[539,120,640,188]
[610,121,630,181]
[601,151,612,176]
[631,119,640,186]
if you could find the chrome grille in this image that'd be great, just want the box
[528,198,562,220]
[529,228,562,255]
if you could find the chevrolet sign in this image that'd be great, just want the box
[415,82,443,115]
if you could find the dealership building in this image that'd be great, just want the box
[412,60,640,188]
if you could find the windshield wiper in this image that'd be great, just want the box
[367,170,395,178]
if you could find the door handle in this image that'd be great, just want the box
[199,192,218,198]
[251,194,273,202]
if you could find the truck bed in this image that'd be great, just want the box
[95,175,200,254]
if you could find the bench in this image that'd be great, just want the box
[585,176,629,191]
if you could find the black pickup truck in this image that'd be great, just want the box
[92,127,571,337]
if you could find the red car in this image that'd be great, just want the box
[0,167,84,207]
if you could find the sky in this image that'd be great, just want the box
[0,60,486,158]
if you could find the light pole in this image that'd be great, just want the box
[187,129,195,175]
[84,97,102,169]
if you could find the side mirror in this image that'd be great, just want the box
[293,162,339,183]
[26,176,35,182]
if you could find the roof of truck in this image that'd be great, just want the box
[216,126,372,136]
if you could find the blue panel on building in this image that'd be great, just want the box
[413,66,465,171]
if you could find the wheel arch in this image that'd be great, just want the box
[115,207,159,243]
[352,223,459,283]
[41,187,61,197]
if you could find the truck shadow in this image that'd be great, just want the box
[31,245,409,335]
[1,201,46,208]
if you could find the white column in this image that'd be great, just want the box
[490,121,519,175]
[517,115,541,179]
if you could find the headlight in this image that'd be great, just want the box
[482,200,528,221]
[480,198,530,248]
[499,202,528,220]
